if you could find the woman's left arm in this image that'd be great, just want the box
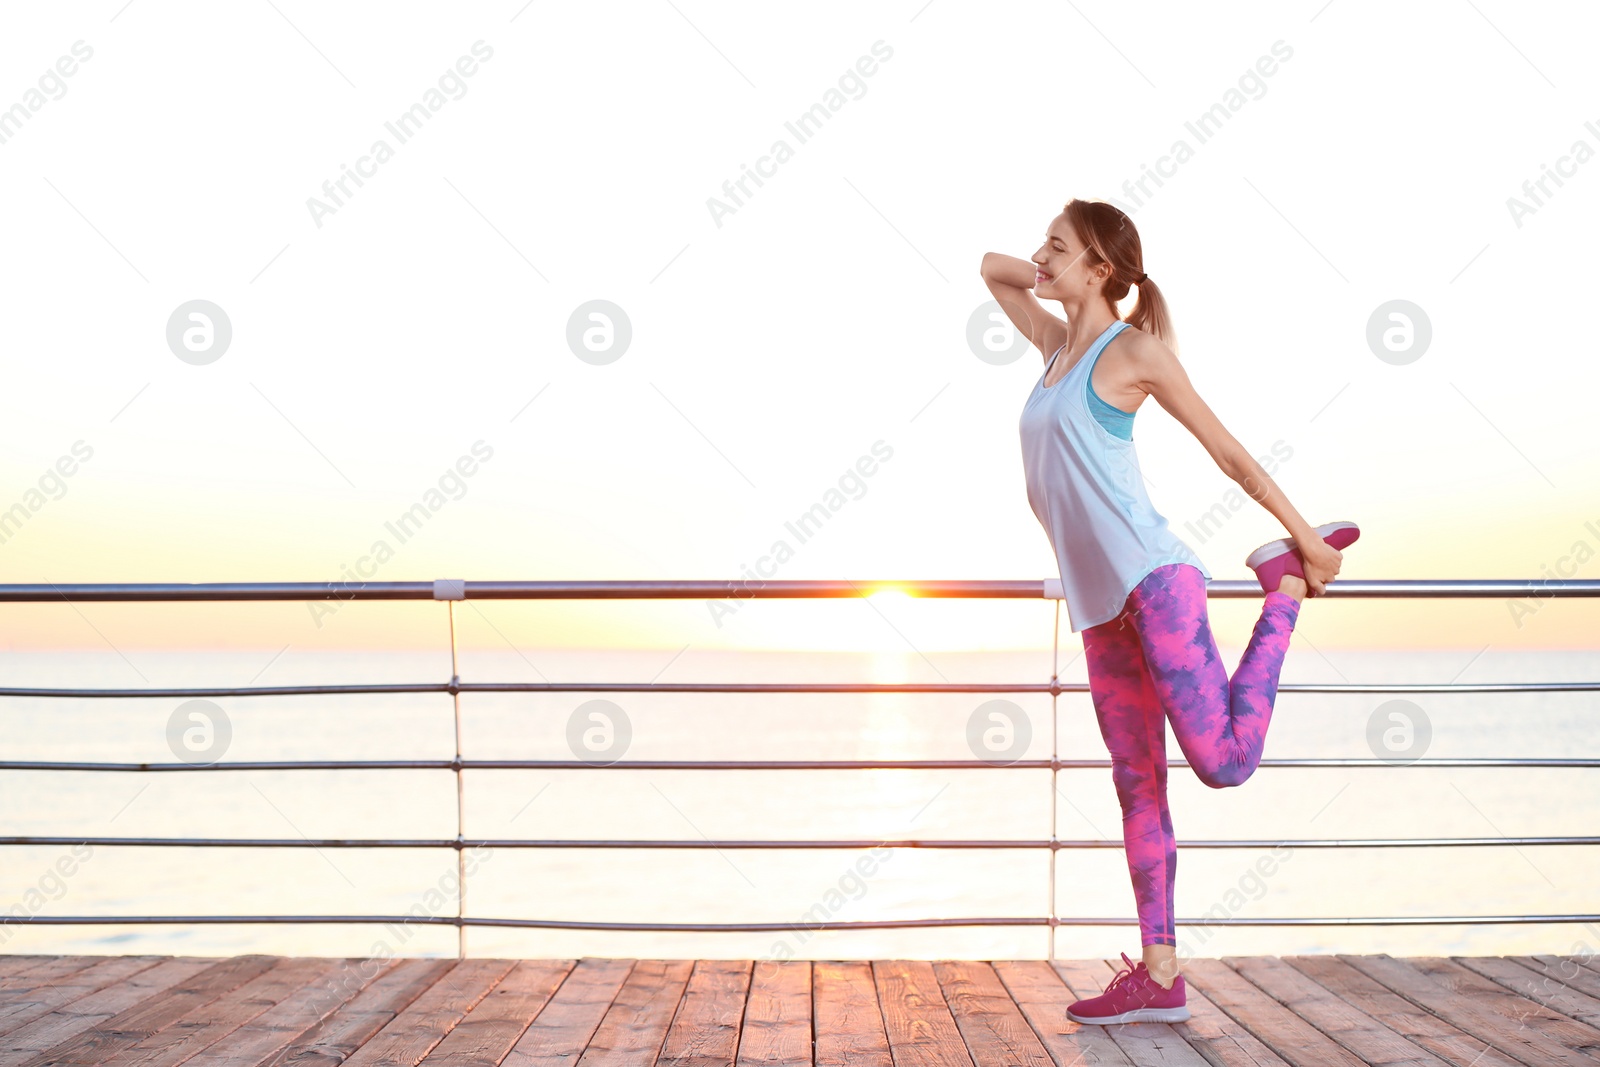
[1131,333,1342,595]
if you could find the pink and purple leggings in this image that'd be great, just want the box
[1080,562,1300,947]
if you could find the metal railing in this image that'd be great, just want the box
[2,576,1597,958]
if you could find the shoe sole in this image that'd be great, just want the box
[1244,520,1360,571]
[1067,1006,1192,1024]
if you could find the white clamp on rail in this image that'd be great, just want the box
[433,579,467,601]
[1042,578,1065,600]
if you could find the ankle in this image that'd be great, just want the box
[1276,574,1307,603]
[1142,951,1180,988]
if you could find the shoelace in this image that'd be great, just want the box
[1101,952,1143,995]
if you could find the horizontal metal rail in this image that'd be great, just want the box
[2,578,1597,601]
[5,914,1599,930]
[4,679,1596,698]
[2,757,1594,772]
[2,835,1594,849]
[3,575,1593,949]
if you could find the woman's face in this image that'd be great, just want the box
[1032,215,1100,300]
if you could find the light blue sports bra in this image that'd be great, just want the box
[1047,337,1138,440]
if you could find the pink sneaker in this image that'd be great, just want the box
[1066,953,1190,1024]
[1244,520,1360,595]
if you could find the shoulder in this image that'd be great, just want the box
[1111,325,1186,392]
[1109,324,1175,368]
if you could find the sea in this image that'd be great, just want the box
[2,642,1597,963]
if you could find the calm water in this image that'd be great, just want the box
[2,642,1597,962]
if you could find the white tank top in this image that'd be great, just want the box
[1018,319,1211,633]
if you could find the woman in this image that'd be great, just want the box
[981,199,1359,1024]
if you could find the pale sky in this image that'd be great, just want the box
[2,1,1597,654]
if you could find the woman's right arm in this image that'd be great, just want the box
[980,253,1068,361]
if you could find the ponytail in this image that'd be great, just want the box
[1064,198,1178,355]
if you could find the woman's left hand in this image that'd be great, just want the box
[1296,536,1343,597]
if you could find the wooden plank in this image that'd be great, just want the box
[872,960,973,1067]
[0,957,166,1036]
[1451,956,1600,1031]
[657,960,750,1067]
[502,958,633,1067]
[21,953,1600,1067]
[1339,954,1599,1067]
[1226,955,1448,1067]
[1051,959,1208,1066]
[1283,956,1524,1067]
[421,960,575,1067]
[1178,959,1365,1067]
[932,961,1054,1067]
[342,958,519,1067]
[16,954,277,1066]
[257,958,457,1067]
[813,961,891,1067]
[736,960,809,1067]
[1404,956,1600,1053]
[1515,957,1600,1002]
[0,958,213,1057]
[0,958,72,1008]
[1161,967,1291,1067]
[0,956,106,994]
[990,960,1135,1067]
[0,957,54,979]
[0,956,88,983]
[181,957,403,1067]
[89,957,337,1067]
[572,959,694,1067]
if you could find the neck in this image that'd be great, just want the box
[1058,298,1120,352]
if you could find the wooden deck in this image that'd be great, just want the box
[2,953,1598,1066]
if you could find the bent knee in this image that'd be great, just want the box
[1196,764,1251,789]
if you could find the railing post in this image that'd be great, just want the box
[451,602,466,959]
[1048,597,1060,962]
[435,580,469,961]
